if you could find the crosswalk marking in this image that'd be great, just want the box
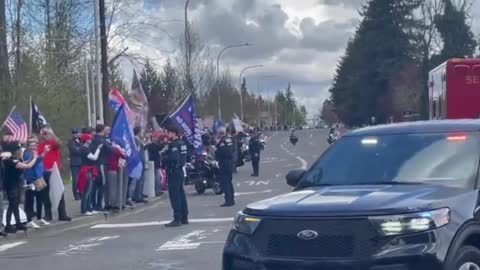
[55,235,119,256]
[0,241,26,253]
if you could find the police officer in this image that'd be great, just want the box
[249,131,264,177]
[216,127,235,207]
[164,125,189,227]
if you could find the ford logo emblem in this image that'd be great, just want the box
[297,230,318,240]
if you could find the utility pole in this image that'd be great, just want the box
[94,0,102,124]
[99,0,109,124]
[85,56,92,127]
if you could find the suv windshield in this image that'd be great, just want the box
[303,132,479,188]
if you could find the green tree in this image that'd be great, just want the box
[432,0,478,65]
[161,59,180,113]
[329,0,420,126]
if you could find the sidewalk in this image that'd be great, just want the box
[2,183,166,233]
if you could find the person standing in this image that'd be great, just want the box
[164,126,189,227]
[249,131,264,177]
[77,134,102,215]
[147,132,165,197]
[132,126,148,204]
[23,137,50,228]
[230,128,239,174]
[0,145,7,236]
[89,124,113,211]
[38,127,71,221]
[216,127,235,207]
[106,143,125,211]
[2,143,38,234]
[68,128,82,200]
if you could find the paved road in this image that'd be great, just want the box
[0,129,330,270]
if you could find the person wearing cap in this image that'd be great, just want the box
[216,127,235,207]
[68,128,82,200]
[2,143,38,234]
[164,125,189,227]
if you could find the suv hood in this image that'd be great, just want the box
[244,184,473,217]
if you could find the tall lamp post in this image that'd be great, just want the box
[216,42,252,120]
[239,65,264,121]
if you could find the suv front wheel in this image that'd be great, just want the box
[452,246,480,270]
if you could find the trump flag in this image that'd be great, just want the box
[169,95,203,154]
[110,105,143,179]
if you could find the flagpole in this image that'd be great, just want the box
[29,96,32,134]
[1,105,16,129]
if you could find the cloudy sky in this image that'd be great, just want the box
[114,0,480,117]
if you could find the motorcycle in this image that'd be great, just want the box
[186,152,222,195]
[327,133,338,144]
[242,144,251,162]
[290,135,298,145]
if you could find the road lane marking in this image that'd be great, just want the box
[236,189,272,196]
[157,230,224,251]
[55,235,119,256]
[296,155,308,169]
[0,241,26,253]
[91,217,234,229]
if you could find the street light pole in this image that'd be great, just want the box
[239,64,264,121]
[216,42,251,120]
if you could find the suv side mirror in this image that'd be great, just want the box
[286,169,307,187]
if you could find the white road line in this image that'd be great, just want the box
[157,230,224,251]
[296,155,308,169]
[55,235,119,256]
[235,189,272,196]
[0,241,26,253]
[91,217,234,229]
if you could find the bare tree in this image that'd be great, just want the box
[0,0,11,115]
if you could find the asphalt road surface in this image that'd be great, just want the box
[0,129,330,270]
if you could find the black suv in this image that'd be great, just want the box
[223,120,480,270]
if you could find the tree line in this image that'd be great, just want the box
[322,0,479,127]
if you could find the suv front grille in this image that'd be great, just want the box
[252,218,382,260]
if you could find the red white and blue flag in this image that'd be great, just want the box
[3,108,28,142]
[108,88,135,125]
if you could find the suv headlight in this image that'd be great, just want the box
[233,212,262,235]
[369,208,450,236]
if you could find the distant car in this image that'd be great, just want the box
[223,120,480,270]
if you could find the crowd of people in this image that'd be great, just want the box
[0,121,265,234]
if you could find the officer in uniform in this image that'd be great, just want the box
[164,125,189,227]
[249,131,264,177]
[215,127,235,207]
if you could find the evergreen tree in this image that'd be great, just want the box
[432,0,478,65]
[329,0,420,126]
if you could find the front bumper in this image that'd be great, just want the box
[222,229,446,270]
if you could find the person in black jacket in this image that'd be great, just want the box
[68,128,82,200]
[216,127,235,207]
[164,125,189,227]
[89,124,114,211]
[249,131,264,177]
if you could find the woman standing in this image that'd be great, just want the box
[2,143,38,234]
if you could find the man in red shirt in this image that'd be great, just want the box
[38,127,71,221]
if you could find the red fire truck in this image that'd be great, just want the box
[429,58,480,119]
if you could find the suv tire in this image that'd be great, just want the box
[451,246,480,270]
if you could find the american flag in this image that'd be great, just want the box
[4,109,28,142]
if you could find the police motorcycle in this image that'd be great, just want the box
[327,128,338,144]
[241,144,251,162]
[186,151,222,195]
[289,129,298,145]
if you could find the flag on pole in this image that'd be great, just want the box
[213,119,224,134]
[31,99,48,134]
[110,105,143,179]
[108,88,135,125]
[3,108,28,142]
[169,95,203,155]
[129,70,149,129]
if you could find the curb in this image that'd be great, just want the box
[17,195,169,237]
